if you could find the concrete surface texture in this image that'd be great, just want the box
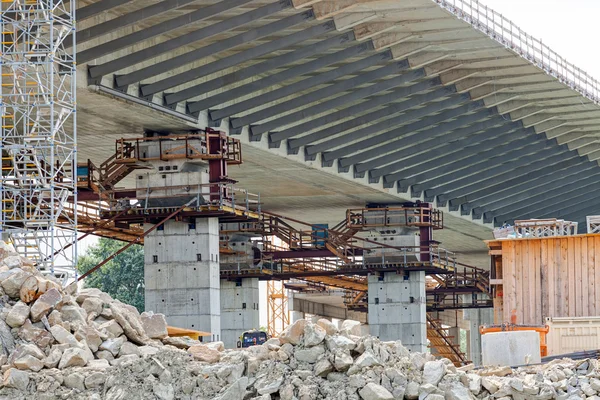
[144,218,221,340]
[481,331,541,367]
[220,278,260,349]
[72,0,600,272]
[367,271,426,352]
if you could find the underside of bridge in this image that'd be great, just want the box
[75,0,600,262]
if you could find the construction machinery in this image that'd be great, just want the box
[237,330,269,348]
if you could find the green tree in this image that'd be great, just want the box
[77,238,145,313]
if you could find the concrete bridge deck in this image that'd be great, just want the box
[75,0,600,268]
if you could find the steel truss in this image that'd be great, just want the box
[0,0,77,280]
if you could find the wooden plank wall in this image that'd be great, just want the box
[500,235,600,325]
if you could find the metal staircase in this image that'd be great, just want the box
[426,314,469,366]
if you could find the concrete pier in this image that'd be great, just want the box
[220,278,260,348]
[144,218,221,341]
[464,305,494,365]
[368,271,426,352]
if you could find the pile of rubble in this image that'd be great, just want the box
[0,241,598,399]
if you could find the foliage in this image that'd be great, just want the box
[77,238,145,313]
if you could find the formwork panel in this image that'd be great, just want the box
[487,234,600,325]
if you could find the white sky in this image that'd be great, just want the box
[479,0,600,79]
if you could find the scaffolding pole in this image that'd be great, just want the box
[0,0,77,281]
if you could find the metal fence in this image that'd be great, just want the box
[435,0,600,104]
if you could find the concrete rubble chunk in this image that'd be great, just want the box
[141,311,168,339]
[99,319,124,338]
[84,371,106,389]
[16,343,45,360]
[109,302,149,345]
[153,382,175,400]
[354,351,381,368]
[13,354,44,372]
[43,347,62,369]
[358,382,394,400]
[333,350,354,371]
[294,345,325,363]
[18,319,53,349]
[119,341,141,357]
[0,317,15,356]
[314,358,333,377]
[50,324,78,346]
[60,304,88,325]
[303,323,327,347]
[205,341,225,352]
[99,336,126,357]
[467,373,482,394]
[162,336,199,349]
[256,375,284,395]
[19,276,59,303]
[279,319,307,345]
[317,318,339,336]
[58,347,88,369]
[1,269,31,298]
[188,344,221,363]
[423,360,446,386]
[6,301,30,328]
[341,320,363,336]
[445,381,475,400]
[64,372,86,391]
[3,368,29,391]
[81,296,103,316]
[217,377,248,400]
[47,309,63,327]
[325,335,356,352]
[88,359,111,370]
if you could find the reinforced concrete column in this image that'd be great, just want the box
[368,271,426,352]
[464,306,493,366]
[220,278,260,349]
[144,218,221,341]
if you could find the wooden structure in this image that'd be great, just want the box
[487,235,600,325]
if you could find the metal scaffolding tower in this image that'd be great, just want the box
[267,280,289,338]
[0,0,77,279]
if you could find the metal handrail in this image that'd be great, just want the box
[436,0,600,104]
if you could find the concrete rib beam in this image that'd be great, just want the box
[544,126,583,139]
[439,70,480,85]
[495,101,535,114]
[574,143,600,156]
[531,120,568,133]
[390,43,430,59]
[482,94,522,106]
[353,22,397,40]
[454,78,493,92]
[522,115,558,128]
[508,107,545,121]
[423,60,463,75]
[333,11,377,30]
[371,32,414,50]
[312,0,379,19]
[588,150,600,162]
[556,132,593,145]
[408,53,450,69]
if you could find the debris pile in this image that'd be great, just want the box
[0,240,598,399]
